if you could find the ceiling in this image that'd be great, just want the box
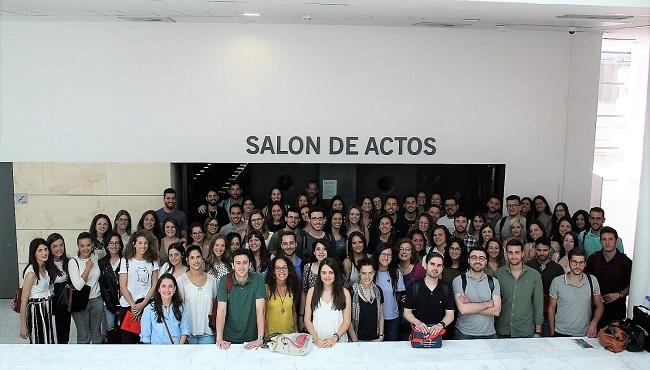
[0,0,649,33]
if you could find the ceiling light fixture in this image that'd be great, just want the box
[463,19,480,22]
[241,12,261,17]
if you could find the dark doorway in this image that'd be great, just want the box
[0,163,19,298]
[177,163,505,223]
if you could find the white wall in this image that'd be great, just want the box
[0,22,601,209]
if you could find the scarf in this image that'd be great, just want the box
[351,282,382,339]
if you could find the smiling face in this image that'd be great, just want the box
[487,241,501,259]
[506,244,523,266]
[378,217,392,235]
[472,216,484,232]
[134,236,149,258]
[164,193,176,210]
[359,264,375,285]
[191,226,204,243]
[372,197,383,211]
[243,199,254,214]
[428,206,441,222]
[35,244,49,265]
[332,199,343,211]
[250,213,264,231]
[95,217,109,235]
[164,221,177,238]
[521,199,532,214]
[107,236,121,257]
[78,237,93,259]
[511,221,523,237]
[168,247,182,266]
[554,205,566,219]
[362,198,372,213]
[529,224,543,240]
[229,236,241,252]
[468,249,487,272]
[404,196,417,214]
[271,205,283,222]
[310,211,324,231]
[158,277,176,302]
[384,198,398,215]
[143,214,156,230]
[274,258,289,283]
[351,235,364,254]
[187,249,203,271]
[378,248,392,268]
[115,214,129,232]
[433,228,446,246]
[481,227,494,242]
[297,195,308,208]
[398,242,412,262]
[534,198,546,212]
[248,235,261,252]
[271,189,282,202]
[563,233,576,252]
[320,264,335,286]
[558,220,572,236]
[232,254,250,279]
[448,242,462,261]
[281,234,296,257]
[212,237,226,258]
[411,233,425,252]
[418,216,430,232]
[313,243,328,262]
[50,238,65,260]
[331,213,343,229]
[416,192,427,207]
[207,219,219,235]
[348,208,360,225]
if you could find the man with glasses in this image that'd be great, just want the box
[586,226,631,328]
[267,207,304,257]
[404,252,455,338]
[494,239,543,338]
[452,247,501,339]
[301,207,332,260]
[437,196,458,234]
[578,207,624,257]
[548,248,603,337]
[495,195,526,241]
[484,196,502,229]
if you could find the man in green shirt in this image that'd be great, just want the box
[216,249,265,349]
[495,239,544,338]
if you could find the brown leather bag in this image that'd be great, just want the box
[599,322,630,353]
[13,288,22,313]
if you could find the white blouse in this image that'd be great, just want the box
[23,265,51,299]
[176,272,218,336]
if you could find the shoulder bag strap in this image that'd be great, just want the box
[161,311,175,344]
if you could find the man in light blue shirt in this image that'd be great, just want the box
[578,207,624,256]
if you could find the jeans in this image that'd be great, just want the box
[71,296,104,344]
[383,318,400,341]
[105,306,117,331]
[453,329,497,340]
[188,334,216,344]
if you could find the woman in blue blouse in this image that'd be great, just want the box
[140,273,190,344]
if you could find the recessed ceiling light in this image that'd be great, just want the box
[463,19,480,22]
[241,12,261,17]
[200,169,205,173]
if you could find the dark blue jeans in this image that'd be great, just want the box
[454,329,497,340]
[384,318,400,341]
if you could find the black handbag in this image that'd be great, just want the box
[53,282,70,311]
[618,319,647,352]
[68,259,91,313]
[632,305,650,352]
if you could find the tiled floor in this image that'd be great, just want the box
[0,299,77,344]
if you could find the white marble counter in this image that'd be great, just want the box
[0,337,648,370]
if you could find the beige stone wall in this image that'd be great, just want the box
[14,163,170,283]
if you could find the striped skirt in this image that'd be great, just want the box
[27,296,57,344]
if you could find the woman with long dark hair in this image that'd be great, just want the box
[345,206,365,236]
[137,210,162,240]
[360,197,374,237]
[477,224,496,248]
[300,239,336,330]
[368,214,394,254]
[113,210,132,247]
[247,209,273,246]
[140,273,190,344]
[572,209,591,235]
[118,230,160,343]
[520,197,534,226]
[203,217,220,245]
[19,238,58,344]
[397,238,426,290]
[407,229,427,263]
[342,232,370,286]
[188,222,209,257]
[266,201,287,233]
[304,258,351,347]
[557,232,579,271]
[265,256,300,335]
[159,243,187,279]
[225,232,242,254]
[373,242,405,341]
[176,245,218,344]
[524,220,547,262]
[533,195,553,236]
[348,257,384,342]
[47,233,71,344]
[160,217,181,264]
[99,232,123,343]
[416,213,434,250]
[89,213,112,259]
[551,216,573,257]
[247,230,271,274]
[262,186,285,217]
[325,210,347,261]
[204,234,230,283]
[431,225,452,255]
[442,238,469,285]
[551,202,570,238]
[469,212,487,241]
[485,238,505,277]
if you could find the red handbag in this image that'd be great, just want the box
[121,310,141,334]
[409,325,445,348]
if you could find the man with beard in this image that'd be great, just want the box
[494,239,543,338]
[277,230,303,281]
[267,207,304,257]
[219,181,243,213]
[194,189,229,229]
[484,196,502,229]
[395,194,417,238]
[585,226,631,328]
[403,252,455,337]
[579,207,624,256]
[495,195,526,241]
[437,197,458,234]
[218,204,247,240]
[526,237,564,336]
[548,248,604,337]
[452,212,477,249]
[452,247,501,339]
[156,188,188,239]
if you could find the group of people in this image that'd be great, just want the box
[17,181,633,349]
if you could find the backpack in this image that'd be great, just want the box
[208,273,234,331]
[460,273,495,297]
[497,217,508,238]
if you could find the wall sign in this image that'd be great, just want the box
[245,136,437,156]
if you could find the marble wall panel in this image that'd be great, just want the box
[42,163,108,195]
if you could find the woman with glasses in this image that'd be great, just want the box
[373,243,405,341]
[247,209,273,246]
[159,243,187,279]
[113,210,132,247]
[188,223,209,257]
[348,257,384,342]
[396,238,425,290]
[203,217,220,246]
[442,238,469,285]
[265,256,300,336]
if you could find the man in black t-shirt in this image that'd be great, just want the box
[403,252,455,336]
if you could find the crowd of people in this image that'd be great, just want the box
[16,180,633,349]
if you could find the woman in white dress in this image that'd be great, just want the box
[304,257,351,348]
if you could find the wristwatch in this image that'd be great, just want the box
[332,333,340,342]
[439,321,447,328]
